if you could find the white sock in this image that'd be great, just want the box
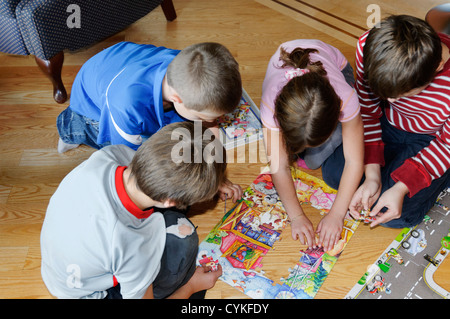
[57,138,80,153]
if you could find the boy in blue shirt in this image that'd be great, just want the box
[57,41,242,152]
[58,41,243,204]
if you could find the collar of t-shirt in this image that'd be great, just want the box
[115,166,154,219]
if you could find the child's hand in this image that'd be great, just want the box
[290,214,315,248]
[349,164,381,219]
[316,213,343,252]
[218,178,242,202]
[167,264,222,299]
[368,181,408,227]
[349,178,381,219]
[191,264,223,293]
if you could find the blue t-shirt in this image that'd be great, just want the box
[69,42,184,150]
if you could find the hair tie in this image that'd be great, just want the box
[285,68,310,81]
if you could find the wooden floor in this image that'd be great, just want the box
[0,0,448,299]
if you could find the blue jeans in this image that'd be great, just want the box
[298,62,355,169]
[322,114,450,228]
[105,210,201,299]
[57,107,110,150]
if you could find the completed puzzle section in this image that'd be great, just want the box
[197,167,360,299]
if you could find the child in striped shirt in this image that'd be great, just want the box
[322,15,450,228]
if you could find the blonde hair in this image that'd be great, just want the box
[129,122,227,209]
[275,47,341,158]
[166,42,242,114]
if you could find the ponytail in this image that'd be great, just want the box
[279,47,327,76]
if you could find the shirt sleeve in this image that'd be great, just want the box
[260,99,280,131]
[391,94,450,197]
[391,134,450,197]
[355,30,385,166]
[111,213,166,299]
[260,50,284,132]
[105,81,148,150]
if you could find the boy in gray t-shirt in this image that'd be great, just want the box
[41,122,233,299]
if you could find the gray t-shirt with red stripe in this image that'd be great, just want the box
[41,145,166,299]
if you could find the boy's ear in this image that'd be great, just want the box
[437,59,446,73]
[164,77,183,104]
[163,199,177,208]
[169,94,183,104]
[166,85,182,104]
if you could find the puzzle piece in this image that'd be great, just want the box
[358,209,376,224]
[198,252,219,271]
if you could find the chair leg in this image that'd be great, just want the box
[35,51,68,104]
[161,0,177,21]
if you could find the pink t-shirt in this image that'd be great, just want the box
[260,39,360,131]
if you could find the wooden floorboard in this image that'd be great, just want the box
[0,0,448,299]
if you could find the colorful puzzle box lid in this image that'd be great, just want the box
[216,89,263,150]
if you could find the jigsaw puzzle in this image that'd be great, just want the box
[197,166,361,299]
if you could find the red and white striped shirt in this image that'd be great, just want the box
[355,31,450,197]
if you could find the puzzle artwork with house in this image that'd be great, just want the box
[197,166,361,299]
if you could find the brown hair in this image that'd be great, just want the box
[129,122,227,209]
[166,42,242,114]
[275,47,341,158]
[363,15,442,99]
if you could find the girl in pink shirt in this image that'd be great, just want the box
[260,40,364,251]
